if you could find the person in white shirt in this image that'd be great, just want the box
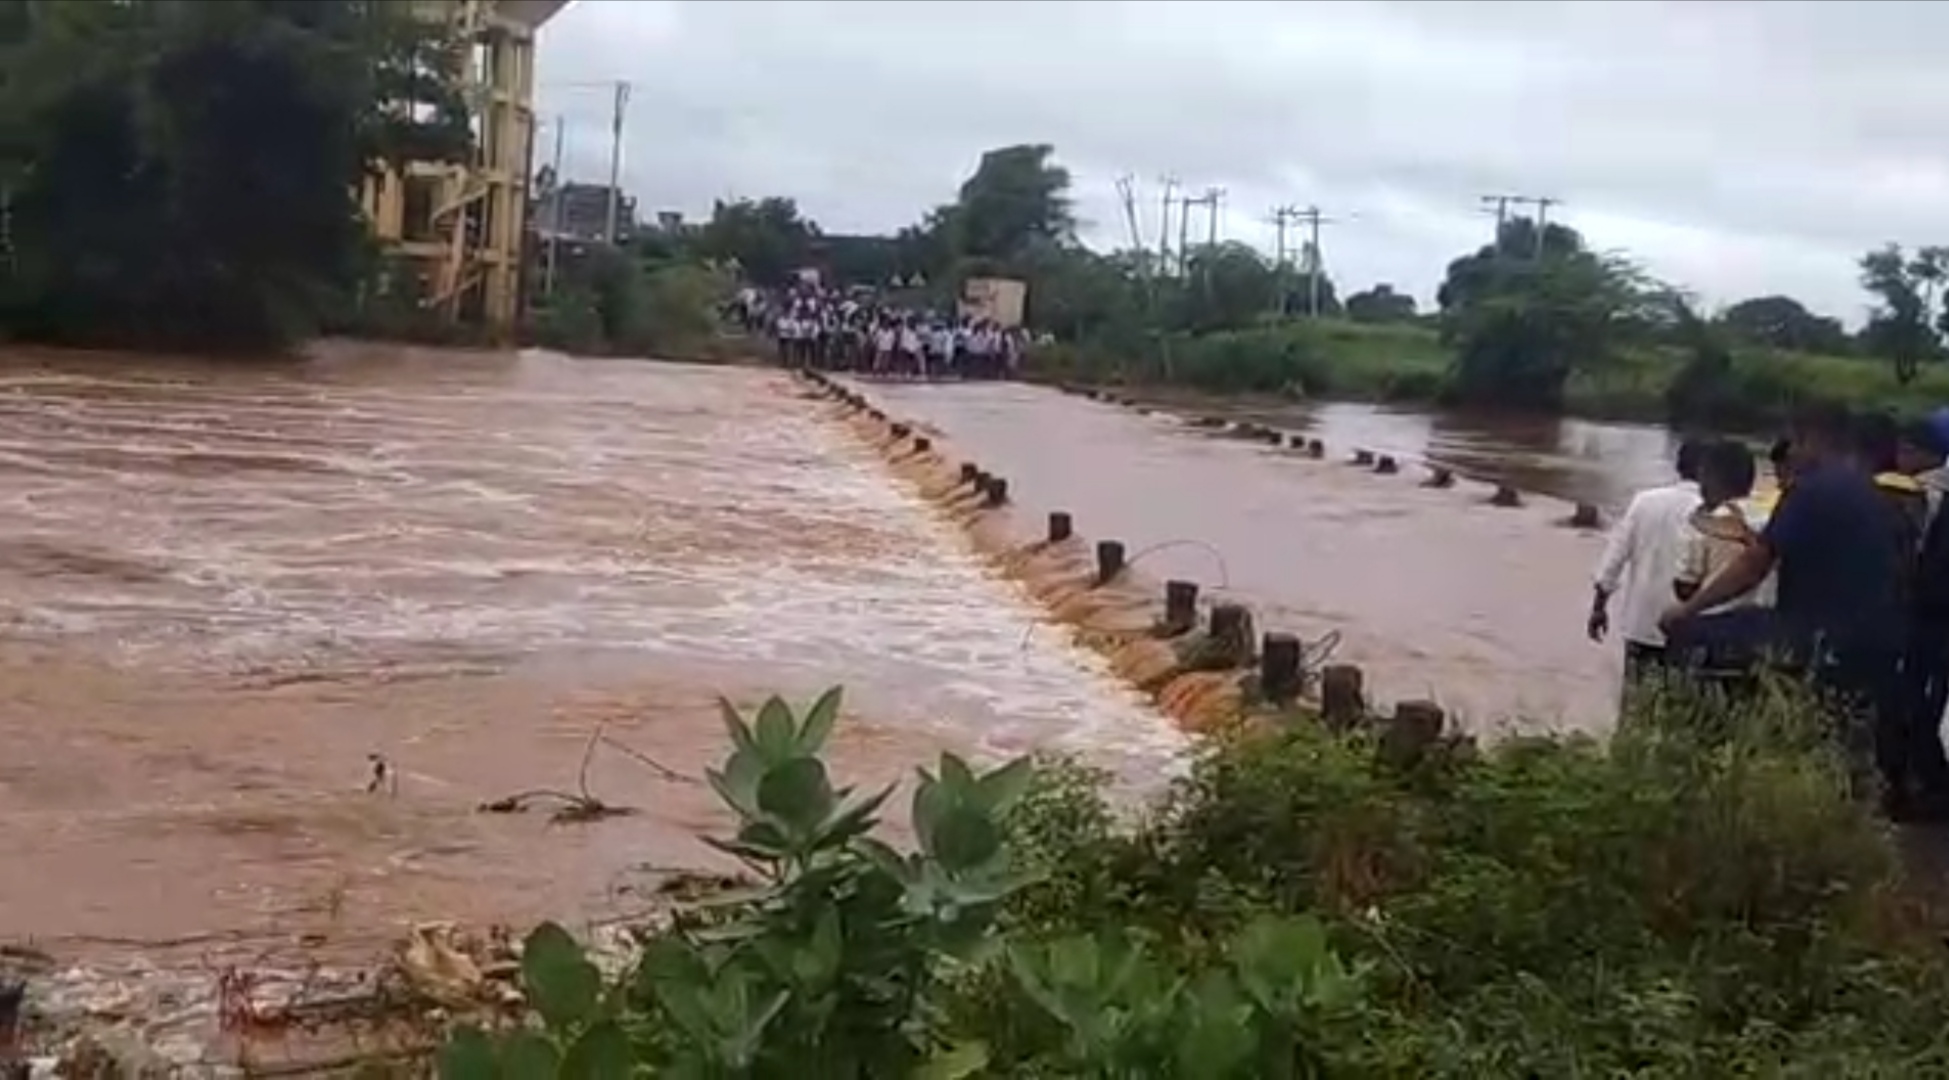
[897,323,923,378]
[1588,438,1708,688]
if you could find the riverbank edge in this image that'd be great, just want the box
[1022,318,1949,433]
[1020,368,1668,430]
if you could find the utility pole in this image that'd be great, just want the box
[1268,205,1301,316]
[1202,186,1225,251]
[1528,196,1560,258]
[1268,205,1302,268]
[1292,205,1336,318]
[603,80,631,246]
[1114,175,1146,274]
[544,115,565,298]
[1156,175,1179,278]
[1479,193,1520,249]
[1480,193,1557,259]
[1176,195,1195,278]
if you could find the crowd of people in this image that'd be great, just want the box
[730,285,1032,380]
[1591,403,1949,822]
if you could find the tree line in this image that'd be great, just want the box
[2,4,1935,407]
[687,142,1946,415]
[0,0,474,352]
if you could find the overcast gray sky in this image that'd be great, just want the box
[533,0,1949,322]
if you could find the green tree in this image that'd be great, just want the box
[1170,242,1276,332]
[1859,242,1947,384]
[816,232,905,289]
[1717,294,1851,355]
[1,0,470,352]
[1273,258,1341,320]
[1344,283,1417,324]
[694,196,819,288]
[1438,217,1651,411]
[949,144,1076,262]
[1019,243,1145,345]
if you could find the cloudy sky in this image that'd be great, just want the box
[533,0,1949,322]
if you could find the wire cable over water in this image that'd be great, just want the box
[1012,535,1233,654]
[1005,525,1346,701]
[1123,538,1233,589]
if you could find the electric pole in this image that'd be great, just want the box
[1156,174,1179,278]
[603,80,631,246]
[1114,175,1146,273]
[1293,205,1337,318]
[1176,194,1195,277]
[544,115,565,298]
[1480,193,1557,259]
[1479,193,1520,246]
[1268,205,1302,268]
[1528,196,1560,258]
[1268,205,1301,316]
[1202,186,1225,251]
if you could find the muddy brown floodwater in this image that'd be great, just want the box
[1121,386,1685,512]
[850,379,1683,733]
[0,343,1177,965]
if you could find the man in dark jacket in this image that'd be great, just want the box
[1900,418,1949,817]
[1661,403,1912,816]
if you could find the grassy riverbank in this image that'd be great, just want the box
[1025,318,1949,427]
[440,681,1949,1078]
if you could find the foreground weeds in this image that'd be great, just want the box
[440,681,1949,1078]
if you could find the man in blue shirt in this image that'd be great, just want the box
[1661,402,1913,815]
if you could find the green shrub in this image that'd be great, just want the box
[436,680,1949,1077]
[438,692,1367,1079]
[1009,679,1949,1075]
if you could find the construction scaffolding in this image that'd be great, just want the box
[359,0,570,333]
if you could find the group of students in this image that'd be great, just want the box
[1591,402,1949,821]
[730,285,1028,380]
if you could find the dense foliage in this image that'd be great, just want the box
[0,0,472,352]
[441,681,1949,1078]
[525,243,733,360]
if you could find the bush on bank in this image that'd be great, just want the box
[525,248,736,361]
[439,680,1949,1078]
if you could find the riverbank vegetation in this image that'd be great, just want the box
[0,0,484,352]
[440,682,1949,1077]
[695,143,1949,427]
[522,242,735,361]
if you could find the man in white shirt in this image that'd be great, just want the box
[1588,439,1707,688]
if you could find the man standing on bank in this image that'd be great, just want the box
[1589,438,1708,690]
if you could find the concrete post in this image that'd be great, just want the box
[1095,540,1127,585]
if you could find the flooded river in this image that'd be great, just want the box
[0,344,1173,960]
[851,379,1675,733]
[1120,387,1685,512]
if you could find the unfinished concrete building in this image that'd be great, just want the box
[360,0,570,333]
